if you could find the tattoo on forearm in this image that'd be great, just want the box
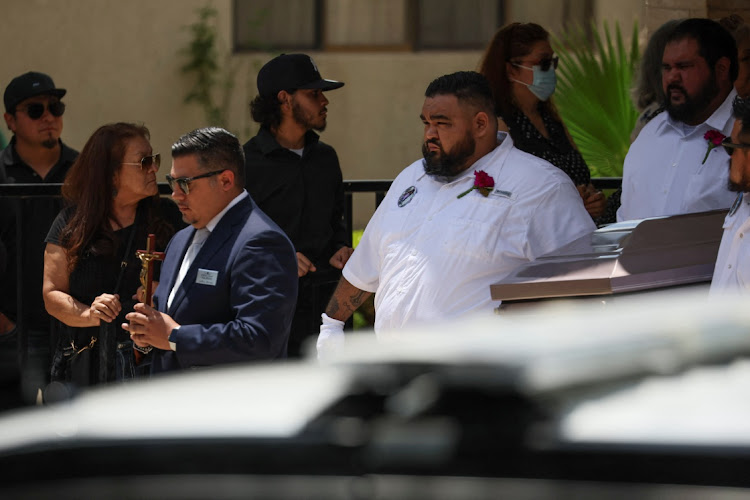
[326,297,341,317]
[350,290,368,309]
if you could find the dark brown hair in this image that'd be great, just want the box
[478,22,555,119]
[61,122,166,271]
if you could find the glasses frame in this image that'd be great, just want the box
[512,56,559,72]
[722,137,750,156]
[166,169,226,195]
[122,153,161,171]
[19,100,66,120]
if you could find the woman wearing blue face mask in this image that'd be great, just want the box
[479,22,606,220]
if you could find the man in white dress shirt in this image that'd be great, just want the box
[711,96,750,294]
[316,71,595,357]
[618,18,738,222]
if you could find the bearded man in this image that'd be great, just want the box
[243,54,353,357]
[618,18,738,222]
[316,71,594,359]
[711,96,750,294]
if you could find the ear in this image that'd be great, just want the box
[474,111,491,137]
[278,90,292,106]
[715,56,731,82]
[218,169,235,191]
[506,61,519,81]
[3,112,15,133]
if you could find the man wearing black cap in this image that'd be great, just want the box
[0,71,78,403]
[243,53,352,357]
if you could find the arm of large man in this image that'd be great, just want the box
[316,276,372,360]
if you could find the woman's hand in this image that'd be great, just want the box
[578,183,606,219]
[88,293,122,324]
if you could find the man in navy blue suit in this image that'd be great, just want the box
[124,127,298,372]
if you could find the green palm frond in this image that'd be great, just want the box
[553,21,640,177]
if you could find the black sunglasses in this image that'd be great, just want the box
[722,137,750,156]
[122,153,160,171]
[166,169,225,195]
[19,101,65,120]
[513,56,559,72]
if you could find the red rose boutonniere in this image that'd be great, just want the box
[457,170,495,199]
[703,130,726,164]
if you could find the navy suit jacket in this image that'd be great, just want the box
[151,194,298,373]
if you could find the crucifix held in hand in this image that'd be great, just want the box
[136,234,165,305]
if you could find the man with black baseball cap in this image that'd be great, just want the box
[1,71,78,405]
[243,53,352,357]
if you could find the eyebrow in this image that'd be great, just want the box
[420,113,451,121]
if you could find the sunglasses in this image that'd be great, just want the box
[514,56,559,72]
[19,101,65,120]
[122,154,161,171]
[166,169,225,195]
[722,137,750,156]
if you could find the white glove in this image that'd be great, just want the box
[317,313,345,361]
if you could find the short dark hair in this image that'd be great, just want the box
[249,94,283,130]
[668,18,738,81]
[172,127,246,189]
[733,96,750,137]
[425,71,496,118]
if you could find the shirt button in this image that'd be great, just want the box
[741,233,744,239]
[729,264,733,269]
[411,249,417,256]
[427,216,433,222]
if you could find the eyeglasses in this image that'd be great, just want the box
[18,101,65,120]
[166,169,225,195]
[722,137,750,156]
[122,153,161,171]
[513,56,559,72]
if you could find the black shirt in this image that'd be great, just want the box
[243,127,348,269]
[505,106,591,187]
[0,138,78,330]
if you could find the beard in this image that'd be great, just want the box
[665,75,720,124]
[728,168,750,193]
[421,133,476,181]
[42,138,57,149]
[728,178,746,192]
[292,100,326,132]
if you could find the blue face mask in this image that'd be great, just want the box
[511,63,557,101]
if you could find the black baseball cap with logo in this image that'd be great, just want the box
[4,71,67,113]
[257,54,344,99]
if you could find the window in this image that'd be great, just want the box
[234,0,322,51]
[233,0,505,52]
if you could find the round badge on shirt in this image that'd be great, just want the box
[398,186,417,207]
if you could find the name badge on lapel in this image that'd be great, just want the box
[196,268,218,286]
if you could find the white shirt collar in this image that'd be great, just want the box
[204,190,249,233]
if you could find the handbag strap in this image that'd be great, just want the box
[112,204,143,295]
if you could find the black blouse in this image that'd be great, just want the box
[504,106,591,187]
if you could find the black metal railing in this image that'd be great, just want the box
[0,177,622,361]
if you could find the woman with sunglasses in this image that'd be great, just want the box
[479,22,606,220]
[42,123,183,389]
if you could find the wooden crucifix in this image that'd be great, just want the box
[136,234,165,305]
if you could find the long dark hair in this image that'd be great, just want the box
[479,22,559,120]
[60,123,165,271]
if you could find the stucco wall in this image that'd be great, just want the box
[2,0,646,227]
